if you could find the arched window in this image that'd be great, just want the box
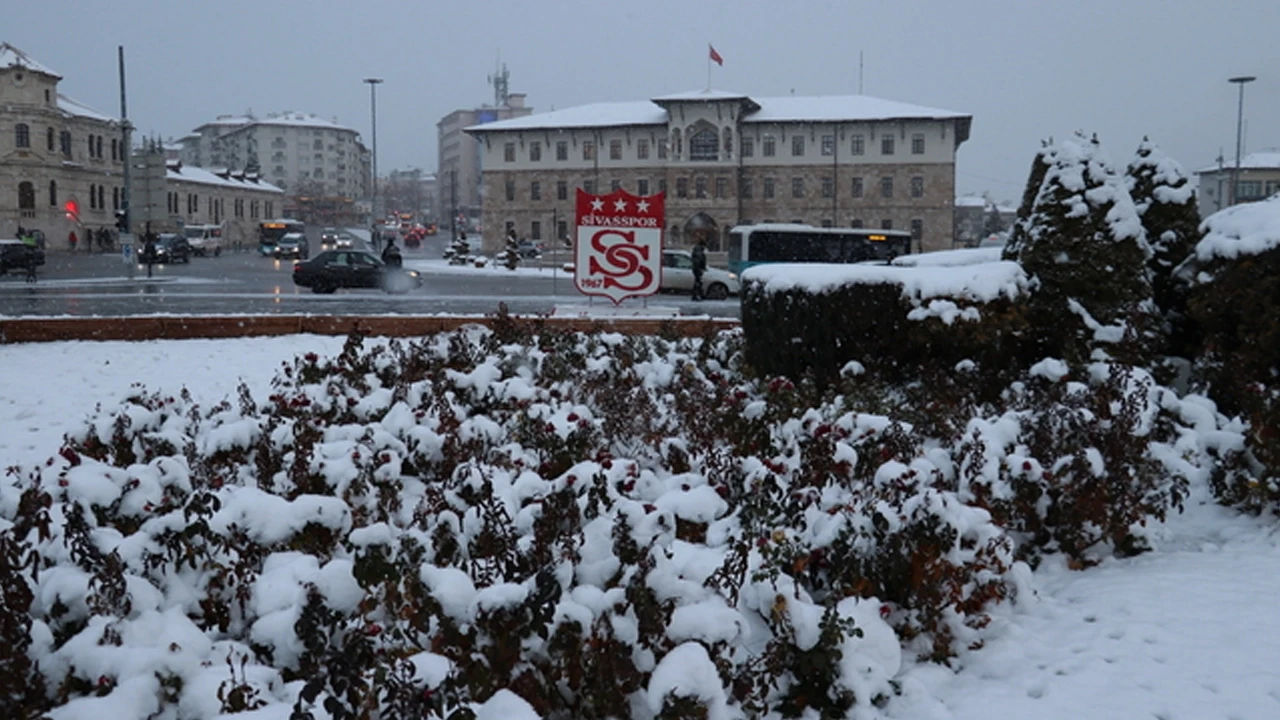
[18,182,36,209]
[49,180,57,206]
[46,127,55,151]
[689,128,719,161]
[723,127,733,156]
[15,123,30,148]
[89,184,97,210]
[59,131,71,156]
[671,129,682,158]
[98,185,105,210]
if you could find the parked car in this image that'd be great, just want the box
[273,232,309,260]
[517,239,543,258]
[0,239,45,275]
[660,249,739,299]
[292,249,422,294]
[152,234,192,263]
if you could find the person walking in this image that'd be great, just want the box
[68,230,78,253]
[381,237,402,268]
[691,238,708,301]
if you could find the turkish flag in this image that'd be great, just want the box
[709,45,723,66]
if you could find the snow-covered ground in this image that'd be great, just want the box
[2,335,1277,719]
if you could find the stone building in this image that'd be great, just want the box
[464,89,971,254]
[438,93,533,232]
[0,42,126,248]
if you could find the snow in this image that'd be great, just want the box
[1195,150,1280,173]
[1194,193,1280,262]
[1,334,1279,719]
[0,41,60,77]
[167,163,285,193]
[743,258,1028,309]
[58,93,116,123]
[468,89,968,133]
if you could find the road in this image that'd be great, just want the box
[0,233,740,320]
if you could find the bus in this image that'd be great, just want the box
[726,223,914,274]
[258,219,305,256]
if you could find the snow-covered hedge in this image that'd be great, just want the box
[0,327,1244,719]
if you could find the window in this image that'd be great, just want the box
[851,134,865,155]
[46,127,55,151]
[715,177,728,199]
[90,184,98,209]
[531,221,542,240]
[821,176,834,198]
[763,135,776,157]
[910,176,924,198]
[657,139,668,159]
[611,179,621,192]
[505,220,515,237]
[850,218,864,228]
[792,177,805,198]
[676,177,688,198]
[504,142,516,162]
[505,181,516,201]
[60,131,71,156]
[531,181,541,200]
[911,218,924,243]
[741,137,754,157]
[881,219,894,230]
[637,138,649,160]
[821,135,835,156]
[15,123,30,148]
[557,220,568,241]
[821,219,833,228]
[740,178,753,199]
[851,177,864,198]
[1237,180,1265,200]
[672,129,682,157]
[529,141,541,162]
[658,178,667,195]
[583,140,595,161]
[610,139,622,160]
[723,127,733,156]
[637,178,650,196]
[98,185,104,209]
[18,181,35,209]
[111,138,118,160]
[912,133,925,155]
[583,180,596,194]
[695,177,707,198]
[881,135,895,155]
[557,181,568,200]
[763,177,775,199]
[689,128,719,161]
[881,176,894,198]
[791,136,805,157]
[113,187,121,210]
[48,180,57,206]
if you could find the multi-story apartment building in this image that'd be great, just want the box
[437,93,532,230]
[1196,151,1280,218]
[1,42,127,248]
[178,112,369,201]
[464,89,971,254]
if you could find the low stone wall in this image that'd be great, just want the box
[0,315,740,344]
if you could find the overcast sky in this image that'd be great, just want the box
[8,0,1278,202]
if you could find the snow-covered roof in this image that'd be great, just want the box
[0,42,60,78]
[57,93,115,123]
[1195,193,1280,262]
[956,195,988,207]
[166,163,284,194]
[1196,151,1280,173]
[466,90,970,134]
[196,112,358,134]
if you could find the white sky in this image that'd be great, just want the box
[5,0,1279,202]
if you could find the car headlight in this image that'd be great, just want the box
[728,272,738,281]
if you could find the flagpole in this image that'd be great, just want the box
[706,43,711,90]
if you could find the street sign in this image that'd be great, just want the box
[573,188,664,304]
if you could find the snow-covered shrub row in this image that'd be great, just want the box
[0,325,1244,719]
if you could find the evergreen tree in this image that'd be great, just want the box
[1008,132,1159,364]
[501,229,521,270]
[982,204,1007,238]
[1002,139,1055,261]
[244,153,261,176]
[1125,137,1201,315]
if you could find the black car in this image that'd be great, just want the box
[273,232,309,260]
[0,239,46,275]
[292,249,422,294]
[152,234,192,263]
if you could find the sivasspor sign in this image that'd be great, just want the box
[574,188,664,304]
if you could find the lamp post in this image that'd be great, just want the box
[1228,75,1256,206]
[364,77,383,233]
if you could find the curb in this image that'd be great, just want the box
[0,315,741,344]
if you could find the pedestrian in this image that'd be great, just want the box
[69,230,78,253]
[381,237,402,268]
[24,250,38,283]
[691,237,707,301]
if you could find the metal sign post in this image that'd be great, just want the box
[121,234,135,279]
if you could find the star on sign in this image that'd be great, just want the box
[613,198,628,212]
[590,198,604,211]
[636,200,650,213]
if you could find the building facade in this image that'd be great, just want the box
[1196,151,1280,218]
[464,89,971,254]
[384,168,437,222]
[1,42,127,248]
[178,113,369,202]
[437,93,532,231]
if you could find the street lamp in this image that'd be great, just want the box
[1228,75,1256,206]
[363,77,383,229]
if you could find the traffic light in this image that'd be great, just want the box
[115,209,129,233]
[64,199,80,223]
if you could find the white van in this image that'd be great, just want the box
[183,224,224,257]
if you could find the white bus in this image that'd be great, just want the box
[726,223,913,275]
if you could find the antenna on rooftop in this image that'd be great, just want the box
[858,51,864,94]
[487,53,510,107]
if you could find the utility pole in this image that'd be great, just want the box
[118,46,135,278]
[1228,75,1256,206]
[364,77,383,233]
